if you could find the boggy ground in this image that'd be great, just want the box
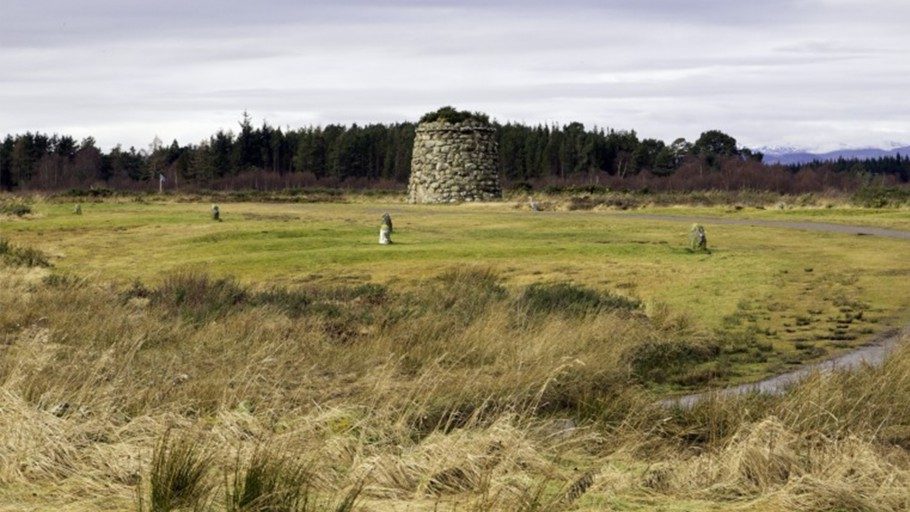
[1,194,909,511]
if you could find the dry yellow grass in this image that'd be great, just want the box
[0,264,908,511]
[2,195,910,511]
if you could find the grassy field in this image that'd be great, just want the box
[4,197,910,383]
[1,194,910,511]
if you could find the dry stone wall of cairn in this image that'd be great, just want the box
[408,121,502,203]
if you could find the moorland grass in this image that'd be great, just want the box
[0,200,31,217]
[0,237,51,267]
[1,195,909,511]
[3,197,908,380]
[0,266,908,511]
[224,444,362,512]
[226,446,309,512]
[144,430,214,512]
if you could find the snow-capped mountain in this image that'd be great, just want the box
[759,145,910,165]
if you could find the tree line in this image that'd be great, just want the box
[1,111,908,192]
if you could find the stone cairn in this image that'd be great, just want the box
[408,120,501,203]
[379,213,393,245]
[689,224,708,251]
[211,204,221,221]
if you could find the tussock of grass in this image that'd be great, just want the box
[422,267,507,325]
[625,339,721,384]
[0,237,51,267]
[0,199,32,217]
[652,416,910,511]
[514,282,640,319]
[147,271,247,322]
[143,430,214,512]
[226,445,313,512]
[132,271,392,325]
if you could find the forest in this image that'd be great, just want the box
[2,111,909,193]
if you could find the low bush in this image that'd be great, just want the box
[515,282,639,318]
[424,268,507,324]
[0,237,51,267]
[42,273,85,288]
[248,287,312,317]
[419,106,490,124]
[61,187,115,198]
[0,200,31,216]
[625,339,721,384]
[851,186,910,207]
[136,271,392,327]
[149,272,247,322]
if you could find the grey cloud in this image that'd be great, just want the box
[774,40,896,56]
[1,0,909,151]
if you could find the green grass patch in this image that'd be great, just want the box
[4,198,909,379]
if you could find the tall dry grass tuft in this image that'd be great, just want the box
[226,445,307,511]
[634,335,910,510]
[147,271,248,323]
[0,197,32,217]
[653,417,910,511]
[142,430,214,512]
[776,341,910,439]
[780,438,910,512]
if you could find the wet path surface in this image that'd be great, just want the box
[613,213,910,240]
[662,327,906,408]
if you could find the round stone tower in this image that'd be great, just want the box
[408,115,501,203]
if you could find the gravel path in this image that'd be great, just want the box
[613,213,910,240]
[662,327,907,408]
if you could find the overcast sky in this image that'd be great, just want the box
[2,0,908,152]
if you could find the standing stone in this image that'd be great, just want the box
[73,204,82,215]
[408,112,501,204]
[689,224,708,251]
[381,212,393,233]
[211,204,221,221]
[529,196,540,211]
[379,213,393,245]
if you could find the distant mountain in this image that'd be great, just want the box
[761,146,910,165]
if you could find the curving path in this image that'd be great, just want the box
[611,213,910,240]
[662,327,907,408]
[614,213,910,408]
